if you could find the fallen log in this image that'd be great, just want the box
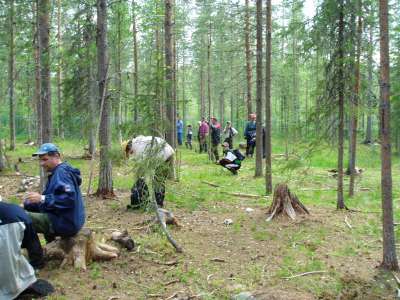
[45,228,118,271]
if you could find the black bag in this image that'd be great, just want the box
[233,149,245,161]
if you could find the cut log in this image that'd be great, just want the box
[45,228,118,271]
[266,183,309,221]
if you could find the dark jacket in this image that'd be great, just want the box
[244,121,256,140]
[210,122,221,145]
[24,162,85,236]
[0,202,44,269]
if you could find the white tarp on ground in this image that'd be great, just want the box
[0,222,36,300]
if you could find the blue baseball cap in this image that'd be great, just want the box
[32,143,60,156]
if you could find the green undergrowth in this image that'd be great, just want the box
[3,137,400,298]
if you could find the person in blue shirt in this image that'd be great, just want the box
[176,116,184,146]
[23,143,85,242]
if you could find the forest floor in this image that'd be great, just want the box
[2,139,400,299]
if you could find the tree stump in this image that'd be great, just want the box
[45,228,119,271]
[266,183,309,221]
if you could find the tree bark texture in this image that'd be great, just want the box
[132,0,139,123]
[336,0,345,210]
[379,0,399,271]
[255,0,263,177]
[165,0,176,148]
[8,0,16,150]
[265,0,272,193]
[245,0,253,116]
[38,0,52,143]
[33,1,42,146]
[96,0,113,197]
[57,0,64,139]
[349,0,362,197]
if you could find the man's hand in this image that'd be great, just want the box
[24,192,43,204]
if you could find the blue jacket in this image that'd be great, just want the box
[244,121,256,140]
[24,162,85,237]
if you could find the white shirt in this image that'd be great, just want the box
[129,136,175,162]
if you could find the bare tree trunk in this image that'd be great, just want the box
[265,0,272,193]
[38,0,52,143]
[165,0,176,148]
[219,92,224,125]
[96,0,113,197]
[379,0,399,271]
[207,23,212,160]
[34,0,42,146]
[255,0,263,177]
[57,0,64,139]
[365,17,374,144]
[115,1,122,144]
[8,0,16,150]
[244,0,253,116]
[200,65,205,118]
[337,0,346,210]
[132,0,139,123]
[349,0,362,197]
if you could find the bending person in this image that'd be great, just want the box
[124,135,175,209]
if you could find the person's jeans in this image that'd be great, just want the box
[177,132,183,145]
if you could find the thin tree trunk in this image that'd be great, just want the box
[57,0,64,139]
[365,17,374,143]
[349,0,362,197]
[8,0,16,150]
[34,0,42,146]
[115,1,122,144]
[207,23,212,160]
[132,0,139,123]
[255,0,263,177]
[379,0,399,271]
[200,64,205,118]
[38,0,52,143]
[337,0,346,209]
[245,0,253,116]
[165,0,176,148]
[265,0,272,193]
[96,0,113,197]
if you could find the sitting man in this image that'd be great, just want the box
[0,201,54,299]
[217,142,245,175]
[23,143,85,243]
[124,136,175,209]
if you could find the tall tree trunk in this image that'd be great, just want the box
[38,0,52,143]
[379,0,399,271]
[115,1,122,144]
[349,0,362,197]
[85,6,96,156]
[255,0,263,177]
[265,0,272,193]
[165,0,176,147]
[132,0,139,123]
[57,0,64,139]
[96,0,113,197]
[207,23,212,160]
[8,0,16,150]
[34,0,42,145]
[365,17,374,143]
[200,64,205,118]
[245,0,253,116]
[219,92,224,125]
[155,26,162,135]
[337,0,346,209]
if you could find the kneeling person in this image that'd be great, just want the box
[218,142,245,175]
[23,143,85,242]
